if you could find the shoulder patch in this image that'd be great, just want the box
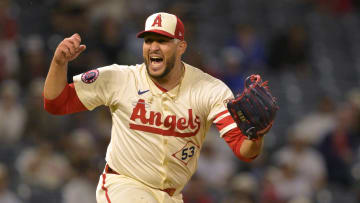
[81,69,99,84]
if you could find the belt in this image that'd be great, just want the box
[104,164,176,196]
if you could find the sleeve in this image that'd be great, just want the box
[73,64,127,110]
[205,80,237,137]
[43,83,87,115]
[213,110,238,137]
[222,127,256,162]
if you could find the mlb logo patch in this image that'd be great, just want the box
[81,69,99,84]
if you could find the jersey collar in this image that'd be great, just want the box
[141,62,187,100]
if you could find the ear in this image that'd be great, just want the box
[177,40,187,55]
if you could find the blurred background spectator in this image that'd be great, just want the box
[220,172,258,203]
[0,163,22,203]
[267,24,311,77]
[273,129,327,201]
[0,0,360,202]
[0,79,26,145]
[318,102,359,188]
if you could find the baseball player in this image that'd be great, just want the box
[43,12,276,203]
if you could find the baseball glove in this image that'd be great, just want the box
[227,74,278,140]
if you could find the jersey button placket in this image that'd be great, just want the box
[161,94,170,188]
[163,137,168,165]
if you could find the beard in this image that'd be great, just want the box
[144,53,176,79]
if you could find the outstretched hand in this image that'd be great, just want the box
[53,33,86,66]
[227,74,278,140]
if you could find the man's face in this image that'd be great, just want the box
[143,33,179,79]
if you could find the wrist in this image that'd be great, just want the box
[244,128,264,141]
[240,138,263,158]
[52,56,68,67]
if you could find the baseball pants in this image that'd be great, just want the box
[96,172,183,203]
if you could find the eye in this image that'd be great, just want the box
[160,38,172,43]
[144,39,153,44]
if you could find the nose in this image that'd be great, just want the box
[149,41,160,51]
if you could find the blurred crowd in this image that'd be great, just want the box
[1,0,360,202]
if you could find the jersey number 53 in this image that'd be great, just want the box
[172,141,199,165]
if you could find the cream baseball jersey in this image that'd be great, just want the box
[73,62,237,195]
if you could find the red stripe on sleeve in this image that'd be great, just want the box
[214,110,228,120]
[43,83,87,115]
[214,115,236,132]
[222,127,255,162]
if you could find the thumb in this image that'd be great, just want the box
[70,44,86,61]
[77,44,86,53]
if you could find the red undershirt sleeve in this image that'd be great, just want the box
[222,127,256,162]
[213,110,256,162]
[43,83,87,115]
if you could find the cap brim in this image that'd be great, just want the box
[136,29,176,39]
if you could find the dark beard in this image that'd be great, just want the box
[145,54,176,79]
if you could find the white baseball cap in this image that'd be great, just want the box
[137,12,185,40]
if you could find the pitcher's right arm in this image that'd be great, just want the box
[44,33,86,100]
[43,33,87,115]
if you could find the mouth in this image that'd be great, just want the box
[149,56,164,67]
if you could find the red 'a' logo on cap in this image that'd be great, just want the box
[151,14,162,27]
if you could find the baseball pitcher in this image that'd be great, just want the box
[43,12,278,203]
